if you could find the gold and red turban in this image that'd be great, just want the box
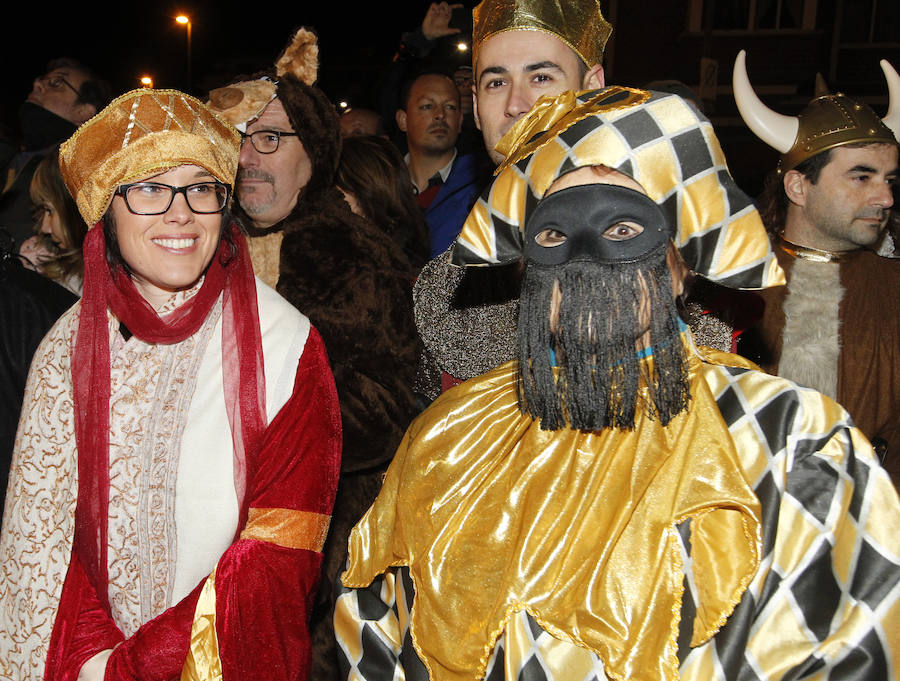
[60,88,239,226]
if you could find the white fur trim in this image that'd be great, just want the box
[778,259,843,399]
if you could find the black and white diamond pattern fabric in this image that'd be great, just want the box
[452,88,784,291]
[337,569,618,681]
[336,567,436,681]
[689,361,900,681]
[501,611,610,681]
[335,358,900,681]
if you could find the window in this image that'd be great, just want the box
[838,0,900,44]
[687,0,817,32]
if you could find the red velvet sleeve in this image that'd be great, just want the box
[45,327,341,681]
[214,326,340,680]
[43,554,125,681]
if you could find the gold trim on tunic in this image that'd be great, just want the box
[180,507,330,680]
[240,507,331,552]
[181,568,223,681]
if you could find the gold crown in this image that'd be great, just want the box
[60,89,240,226]
[473,0,612,69]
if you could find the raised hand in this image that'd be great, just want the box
[422,2,463,40]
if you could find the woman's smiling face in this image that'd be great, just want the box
[110,164,225,308]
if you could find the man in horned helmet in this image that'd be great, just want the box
[734,51,900,486]
[335,87,900,681]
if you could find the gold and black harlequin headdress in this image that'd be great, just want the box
[734,50,900,172]
[451,86,785,290]
[472,0,612,68]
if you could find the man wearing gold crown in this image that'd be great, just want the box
[414,0,612,400]
[733,52,900,487]
[470,0,607,165]
[335,86,900,681]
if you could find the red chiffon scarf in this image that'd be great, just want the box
[72,222,266,610]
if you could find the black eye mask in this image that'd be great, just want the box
[523,183,670,266]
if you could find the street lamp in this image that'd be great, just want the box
[175,14,192,92]
[140,76,154,88]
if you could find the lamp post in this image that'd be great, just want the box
[140,76,153,88]
[175,14,192,92]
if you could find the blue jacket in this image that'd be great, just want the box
[425,153,481,258]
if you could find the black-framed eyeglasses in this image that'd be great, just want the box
[39,74,81,97]
[114,181,230,215]
[239,129,298,154]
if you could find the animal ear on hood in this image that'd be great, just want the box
[275,28,319,86]
[206,27,320,131]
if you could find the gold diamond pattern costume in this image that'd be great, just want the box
[452,88,784,290]
[337,343,900,680]
[334,90,900,681]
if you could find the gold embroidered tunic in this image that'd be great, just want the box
[0,280,330,680]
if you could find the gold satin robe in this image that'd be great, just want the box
[336,336,900,681]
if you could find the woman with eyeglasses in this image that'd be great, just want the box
[0,90,340,681]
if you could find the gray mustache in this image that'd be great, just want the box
[857,210,889,220]
[237,169,274,184]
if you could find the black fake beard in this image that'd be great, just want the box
[516,254,690,432]
[18,101,76,151]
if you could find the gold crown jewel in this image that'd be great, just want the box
[59,89,240,226]
[733,50,900,172]
[472,0,612,68]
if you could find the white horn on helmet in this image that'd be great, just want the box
[733,50,798,153]
[881,60,900,139]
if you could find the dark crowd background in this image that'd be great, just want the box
[0,1,472,139]
[1,0,898,197]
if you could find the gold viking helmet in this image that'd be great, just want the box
[472,0,612,68]
[734,50,900,172]
[59,89,241,226]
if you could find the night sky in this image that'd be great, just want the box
[1,1,475,133]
